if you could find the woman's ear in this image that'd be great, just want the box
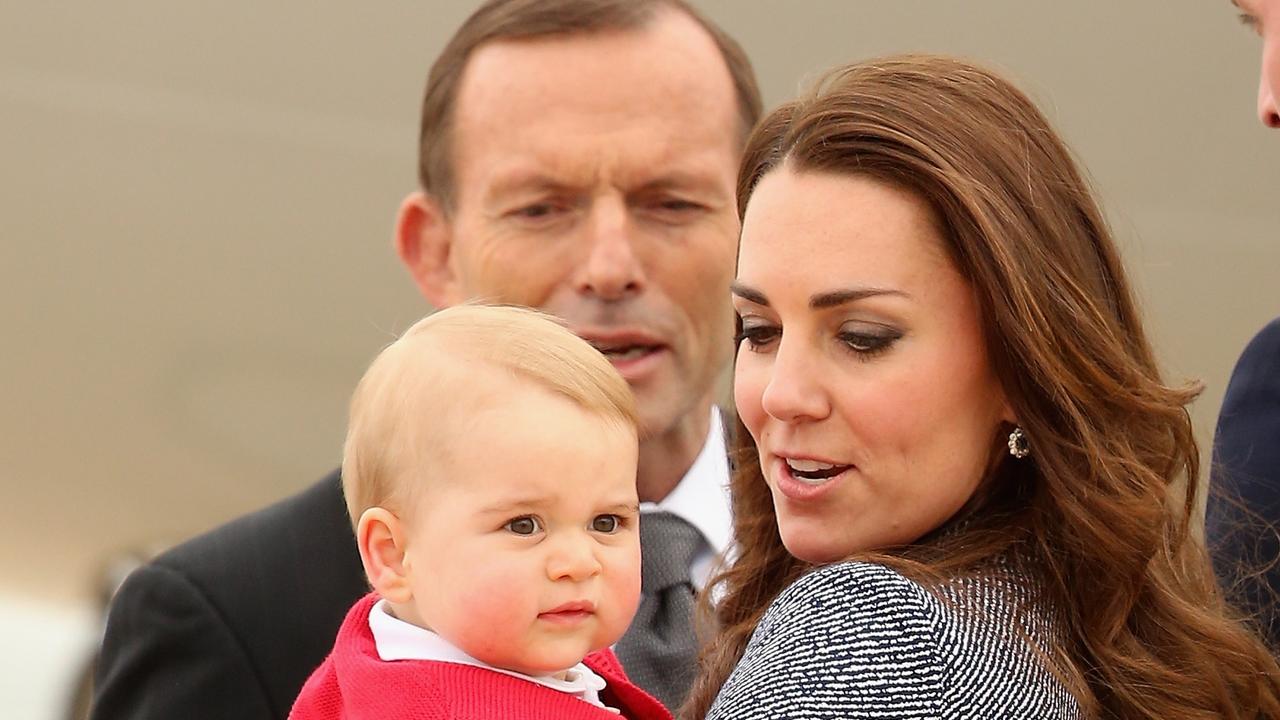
[356,507,413,604]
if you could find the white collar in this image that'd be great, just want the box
[640,407,733,586]
[367,599,617,712]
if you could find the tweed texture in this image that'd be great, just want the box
[707,560,1080,719]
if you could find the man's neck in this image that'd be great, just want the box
[635,400,714,503]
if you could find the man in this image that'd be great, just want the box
[1208,0,1280,648]
[91,1,761,717]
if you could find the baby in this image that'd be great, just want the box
[289,305,669,720]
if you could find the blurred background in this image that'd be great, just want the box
[1,1,1276,717]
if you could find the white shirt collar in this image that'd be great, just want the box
[640,407,733,587]
[367,599,617,712]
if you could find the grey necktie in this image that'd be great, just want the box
[615,510,706,711]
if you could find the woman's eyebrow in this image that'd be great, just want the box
[730,283,769,306]
[809,287,910,309]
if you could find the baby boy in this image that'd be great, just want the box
[289,304,670,720]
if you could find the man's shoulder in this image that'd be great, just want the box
[127,467,364,637]
[153,469,351,579]
[94,470,367,719]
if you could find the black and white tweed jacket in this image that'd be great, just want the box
[706,560,1081,719]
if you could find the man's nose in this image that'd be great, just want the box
[575,198,645,301]
[546,534,602,582]
[760,338,831,424]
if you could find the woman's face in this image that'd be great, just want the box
[733,167,1013,564]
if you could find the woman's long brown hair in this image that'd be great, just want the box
[682,55,1280,719]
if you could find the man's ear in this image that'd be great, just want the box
[356,507,413,604]
[395,190,462,308]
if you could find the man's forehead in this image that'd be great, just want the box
[475,144,732,197]
[451,11,737,136]
[447,14,740,203]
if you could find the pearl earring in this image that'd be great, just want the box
[1007,427,1030,459]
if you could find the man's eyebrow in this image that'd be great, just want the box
[484,171,578,200]
[630,171,724,194]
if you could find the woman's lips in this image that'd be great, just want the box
[772,457,853,502]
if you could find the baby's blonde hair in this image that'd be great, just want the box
[341,304,638,525]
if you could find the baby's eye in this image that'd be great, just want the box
[591,514,621,533]
[505,516,542,536]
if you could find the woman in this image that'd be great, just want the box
[683,55,1280,719]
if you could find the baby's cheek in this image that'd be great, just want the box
[598,546,643,646]
[447,565,535,662]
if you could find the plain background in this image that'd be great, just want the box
[2,1,1277,716]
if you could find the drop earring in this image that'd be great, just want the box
[1007,426,1030,459]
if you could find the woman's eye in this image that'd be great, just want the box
[735,322,780,352]
[839,329,901,356]
[505,516,542,536]
[591,515,621,533]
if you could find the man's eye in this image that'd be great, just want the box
[514,204,554,218]
[591,515,620,533]
[659,198,701,212]
[505,516,542,535]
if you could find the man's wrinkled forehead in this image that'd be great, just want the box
[446,11,740,184]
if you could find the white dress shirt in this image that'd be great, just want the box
[639,408,733,588]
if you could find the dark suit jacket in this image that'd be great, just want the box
[91,470,367,720]
[1207,316,1280,649]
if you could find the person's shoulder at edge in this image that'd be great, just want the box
[1213,314,1280,483]
[1223,316,1280,391]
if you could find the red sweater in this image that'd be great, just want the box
[289,593,671,720]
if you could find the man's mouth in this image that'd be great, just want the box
[589,341,661,362]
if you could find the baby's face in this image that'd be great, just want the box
[396,387,641,675]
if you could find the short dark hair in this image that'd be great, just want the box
[417,0,762,210]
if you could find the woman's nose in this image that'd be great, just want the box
[759,339,830,423]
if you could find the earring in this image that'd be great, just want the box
[1007,426,1030,459]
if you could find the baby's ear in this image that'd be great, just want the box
[356,507,413,604]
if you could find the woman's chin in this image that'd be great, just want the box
[780,528,853,565]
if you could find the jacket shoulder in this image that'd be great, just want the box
[95,471,367,720]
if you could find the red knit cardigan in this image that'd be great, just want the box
[289,593,672,720]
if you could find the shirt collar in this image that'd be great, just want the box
[367,599,614,710]
[641,407,732,557]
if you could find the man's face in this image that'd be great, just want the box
[1236,0,1280,127]
[425,11,742,439]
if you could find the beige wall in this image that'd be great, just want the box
[2,1,1276,615]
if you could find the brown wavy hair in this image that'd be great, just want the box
[682,55,1280,719]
